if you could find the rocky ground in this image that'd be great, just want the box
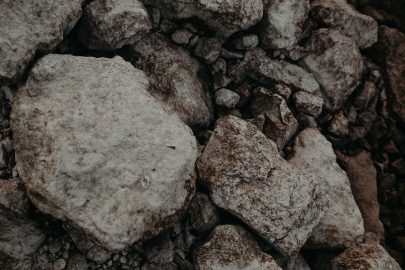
[0,0,404,269]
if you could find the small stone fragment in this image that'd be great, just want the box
[0,178,30,215]
[52,258,66,270]
[171,29,193,45]
[188,193,221,233]
[194,38,222,64]
[231,34,259,50]
[145,233,174,264]
[215,89,240,109]
[292,91,324,117]
[66,252,88,270]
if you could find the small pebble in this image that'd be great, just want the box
[53,258,66,270]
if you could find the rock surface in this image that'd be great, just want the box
[215,88,240,109]
[144,0,263,38]
[0,0,84,82]
[301,28,364,110]
[332,243,402,270]
[292,91,324,118]
[0,178,30,215]
[311,0,378,49]
[11,54,197,251]
[188,193,221,233]
[127,33,213,127]
[194,225,282,270]
[78,0,151,50]
[261,0,310,49]
[197,116,328,257]
[289,128,364,248]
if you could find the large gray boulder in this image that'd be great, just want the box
[144,0,263,38]
[0,0,84,82]
[78,0,151,50]
[311,0,378,49]
[197,116,328,257]
[127,34,213,128]
[301,29,364,110]
[194,225,282,270]
[261,0,310,49]
[11,54,197,251]
[289,128,364,248]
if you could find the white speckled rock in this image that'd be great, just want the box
[127,34,213,128]
[144,0,263,38]
[197,116,328,257]
[292,91,324,118]
[195,225,282,270]
[289,128,364,248]
[261,0,310,49]
[0,0,84,82]
[78,0,151,50]
[11,54,197,251]
[311,0,378,49]
[215,88,240,109]
[301,29,364,110]
[332,243,402,270]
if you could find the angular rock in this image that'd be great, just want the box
[188,193,221,233]
[332,243,401,270]
[301,29,364,110]
[0,178,30,215]
[374,26,405,123]
[78,0,151,50]
[292,91,324,118]
[311,0,378,49]
[197,116,328,257]
[145,0,263,38]
[194,225,282,270]
[289,129,364,248]
[0,0,83,82]
[194,38,222,64]
[231,34,259,50]
[171,29,193,45]
[250,93,299,150]
[337,151,384,242]
[215,88,240,109]
[11,54,197,251]
[261,0,310,49]
[0,206,45,270]
[232,48,321,94]
[127,34,213,127]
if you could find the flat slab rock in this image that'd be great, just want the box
[332,243,401,270]
[194,225,281,270]
[197,116,328,257]
[127,33,213,128]
[288,128,364,248]
[0,0,84,82]
[11,54,197,251]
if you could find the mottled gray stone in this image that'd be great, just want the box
[215,88,240,109]
[292,91,324,117]
[188,193,221,233]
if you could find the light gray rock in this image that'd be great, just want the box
[292,91,324,117]
[145,0,263,38]
[171,29,193,45]
[195,225,282,270]
[78,0,151,50]
[332,243,402,270]
[0,0,83,82]
[311,0,378,49]
[197,116,328,257]
[188,193,221,233]
[289,128,364,248]
[53,258,66,270]
[261,0,310,49]
[0,178,30,215]
[250,93,299,150]
[194,38,222,64]
[232,48,320,94]
[128,34,213,128]
[0,206,45,270]
[301,29,364,110]
[12,54,197,251]
[231,34,259,50]
[215,88,240,109]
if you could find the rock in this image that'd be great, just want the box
[188,193,221,233]
[231,34,259,50]
[354,80,379,111]
[329,111,350,137]
[337,151,384,242]
[233,48,320,94]
[12,54,197,251]
[211,58,232,90]
[194,38,222,64]
[0,0,83,82]
[311,0,378,49]
[171,29,193,45]
[0,206,45,270]
[288,129,364,248]
[127,34,213,128]
[197,116,328,257]
[250,93,299,150]
[194,225,282,270]
[215,88,240,109]
[66,252,88,270]
[273,84,292,100]
[145,233,174,264]
[48,241,62,254]
[0,178,30,215]
[301,29,364,110]
[292,255,311,270]
[332,243,402,270]
[374,26,405,123]
[292,91,324,118]
[144,0,263,38]
[78,0,151,50]
[261,0,310,49]
[53,258,66,270]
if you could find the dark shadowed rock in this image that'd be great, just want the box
[188,193,221,233]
